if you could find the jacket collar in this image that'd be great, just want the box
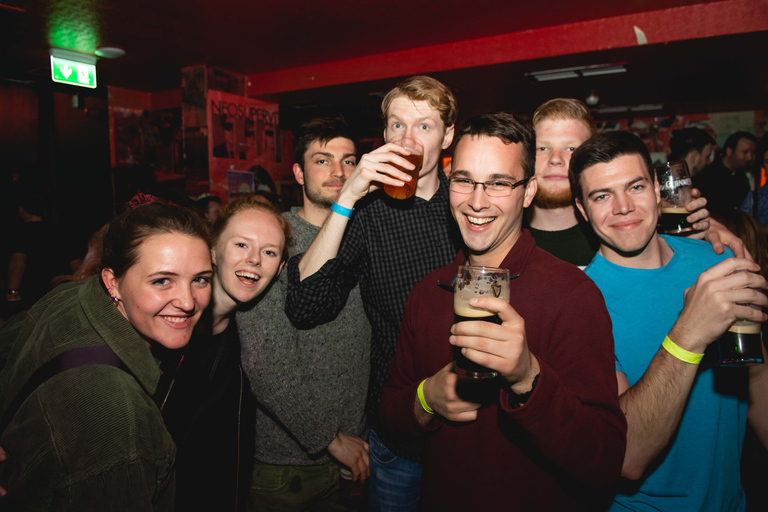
[80,277,162,394]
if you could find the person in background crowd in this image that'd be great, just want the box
[50,223,110,287]
[668,126,716,177]
[237,117,371,511]
[694,131,757,213]
[712,206,768,512]
[5,190,70,314]
[380,112,626,510]
[0,200,213,511]
[196,194,223,225]
[526,98,736,268]
[572,131,768,512]
[286,76,462,511]
[740,135,768,231]
[161,196,291,512]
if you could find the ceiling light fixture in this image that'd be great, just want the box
[525,63,627,82]
[95,47,126,58]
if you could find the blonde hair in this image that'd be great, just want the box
[381,75,458,129]
[533,98,596,136]
[211,195,292,262]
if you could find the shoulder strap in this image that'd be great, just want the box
[0,345,128,435]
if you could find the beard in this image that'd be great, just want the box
[534,184,573,209]
[304,179,345,209]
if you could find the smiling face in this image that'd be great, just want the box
[575,154,661,265]
[384,97,454,186]
[450,135,537,267]
[533,118,592,209]
[294,137,357,209]
[103,232,213,350]
[211,208,286,310]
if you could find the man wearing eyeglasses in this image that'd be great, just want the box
[379,112,627,511]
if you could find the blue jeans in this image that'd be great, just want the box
[368,429,422,512]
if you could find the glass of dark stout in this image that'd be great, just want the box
[453,266,510,379]
[719,303,765,366]
[383,138,424,200]
[655,160,694,235]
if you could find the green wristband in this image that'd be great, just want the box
[662,335,704,365]
[417,379,434,415]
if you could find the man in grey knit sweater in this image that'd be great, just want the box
[238,117,371,511]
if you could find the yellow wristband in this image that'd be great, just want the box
[662,335,704,365]
[417,379,434,415]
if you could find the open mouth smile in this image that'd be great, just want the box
[467,215,495,226]
[236,271,261,284]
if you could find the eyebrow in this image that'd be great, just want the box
[450,170,518,181]
[147,270,213,278]
[587,176,649,198]
[388,114,436,124]
[311,151,357,160]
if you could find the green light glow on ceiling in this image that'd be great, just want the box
[47,0,101,54]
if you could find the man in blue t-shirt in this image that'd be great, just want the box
[569,131,768,512]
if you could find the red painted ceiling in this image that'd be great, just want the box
[1,0,766,133]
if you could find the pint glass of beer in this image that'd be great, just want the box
[655,160,694,235]
[453,266,510,379]
[719,304,765,366]
[383,138,423,200]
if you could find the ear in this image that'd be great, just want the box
[441,124,455,150]
[725,147,734,158]
[276,259,286,278]
[101,268,119,298]
[523,176,537,208]
[575,198,589,223]
[292,163,305,186]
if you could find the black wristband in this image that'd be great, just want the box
[508,373,539,407]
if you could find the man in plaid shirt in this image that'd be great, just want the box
[286,75,461,511]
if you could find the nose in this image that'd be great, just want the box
[174,284,196,313]
[467,182,491,211]
[549,149,565,166]
[330,160,344,178]
[247,249,261,267]
[613,193,634,215]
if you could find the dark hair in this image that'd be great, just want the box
[712,208,768,277]
[293,116,358,171]
[723,131,757,152]
[102,202,211,279]
[569,131,654,203]
[210,195,292,262]
[669,127,715,160]
[453,112,536,180]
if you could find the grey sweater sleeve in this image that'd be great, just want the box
[237,271,339,457]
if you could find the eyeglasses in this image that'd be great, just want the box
[448,176,531,197]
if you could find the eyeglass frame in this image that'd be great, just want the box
[448,175,532,197]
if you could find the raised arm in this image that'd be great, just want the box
[619,257,767,479]
[298,143,416,279]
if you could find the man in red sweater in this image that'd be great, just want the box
[380,112,627,510]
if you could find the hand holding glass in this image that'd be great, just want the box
[383,138,423,200]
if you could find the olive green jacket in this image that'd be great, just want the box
[0,277,175,511]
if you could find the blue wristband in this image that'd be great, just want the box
[331,202,353,218]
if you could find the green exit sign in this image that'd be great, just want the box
[50,56,97,89]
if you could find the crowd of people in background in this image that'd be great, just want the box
[1,74,767,512]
